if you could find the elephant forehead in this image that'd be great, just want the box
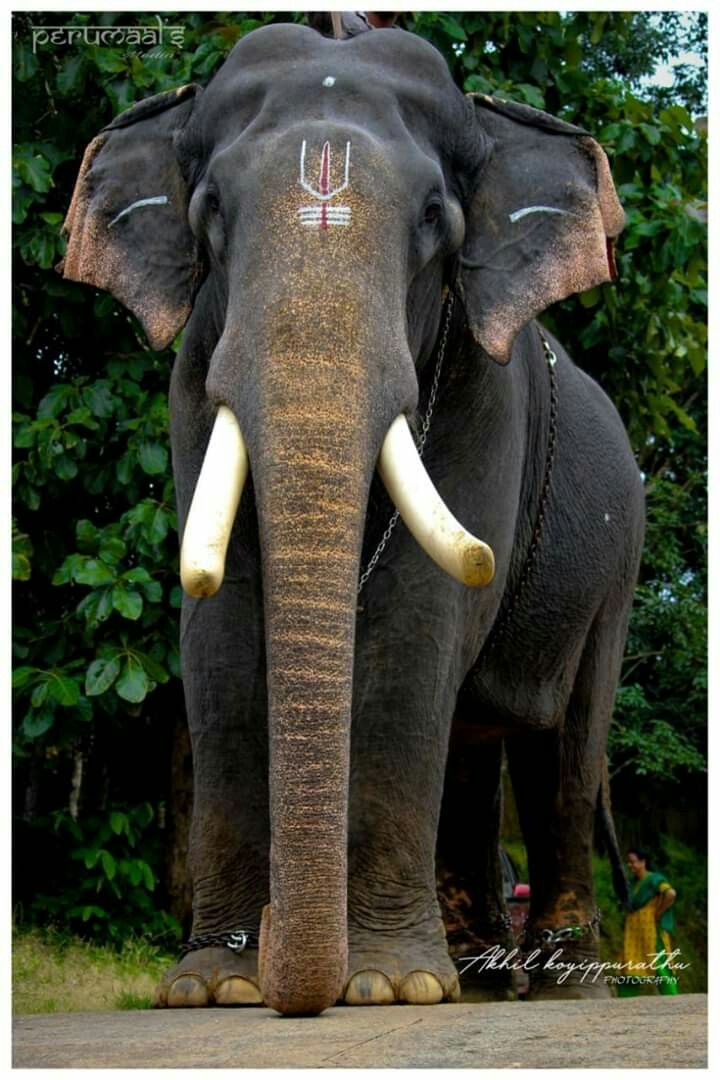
[188,26,469,162]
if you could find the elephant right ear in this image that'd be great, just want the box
[61,85,203,351]
[459,94,625,364]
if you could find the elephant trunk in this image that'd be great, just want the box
[249,327,373,1016]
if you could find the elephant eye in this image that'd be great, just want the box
[423,200,443,227]
[206,190,221,216]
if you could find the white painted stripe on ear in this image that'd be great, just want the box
[508,205,571,223]
[109,195,169,227]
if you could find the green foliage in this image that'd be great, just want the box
[26,803,181,944]
[12,11,706,941]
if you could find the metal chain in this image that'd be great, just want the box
[482,326,559,654]
[357,291,455,594]
[181,928,259,956]
[522,908,602,950]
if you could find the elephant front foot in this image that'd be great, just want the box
[153,946,263,1008]
[523,924,612,1001]
[344,922,460,1006]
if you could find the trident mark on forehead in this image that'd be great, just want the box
[298,140,352,230]
[299,140,351,201]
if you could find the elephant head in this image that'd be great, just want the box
[62,23,623,1015]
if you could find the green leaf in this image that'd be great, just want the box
[92,49,129,75]
[54,454,79,481]
[100,850,117,880]
[112,585,143,621]
[15,43,39,83]
[590,13,608,44]
[137,441,168,476]
[122,567,152,584]
[96,589,114,622]
[13,666,37,690]
[580,287,600,308]
[47,673,80,706]
[141,580,162,603]
[12,526,33,581]
[640,124,662,146]
[564,40,582,67]
[99,537,127,564]
[141,862,155,891]
[80,906,106,922]
[75,559,116,586]
[110,812,128,836]
[85,657,121,696]
[138,652,169,684]
[76,696,93,723]
[38,385,73,419]
[14,149,52,193]
[127,861,143,886]
[56,55,86,97]
[438,14,466,41]
[22,708,54,739]
[31,682,49,708]
[76,519,99,550]
[150,508,169,544]
[116,455,134,484]
[515,84,545,110]
[115,658,150,703]
[83,382,116,419]
[13,551,32,581]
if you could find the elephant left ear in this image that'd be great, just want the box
[60,85,203,351]
[458,94,625,364]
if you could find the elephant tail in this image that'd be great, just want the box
[596,756,629,908]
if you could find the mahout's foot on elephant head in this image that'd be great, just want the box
[153,946,262,1007]
[343,921,461,1005]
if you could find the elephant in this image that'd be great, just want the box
[61,18,644,1016]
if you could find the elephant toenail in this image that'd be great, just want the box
[398,971,444,1004]
[344,970,395,1005]
[215,976,263,1006]
[167,974,209,1007]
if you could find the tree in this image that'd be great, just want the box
[12,11,706,940]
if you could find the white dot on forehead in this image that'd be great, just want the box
[323,76,336,88]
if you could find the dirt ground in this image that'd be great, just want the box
[12,993,707,1068]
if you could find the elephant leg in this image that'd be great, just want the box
[155,575,269,1008]
[505,601,629,1001]
[344,629,461,1006]
[437,731,516,1001]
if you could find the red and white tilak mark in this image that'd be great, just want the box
[298,140,352,230]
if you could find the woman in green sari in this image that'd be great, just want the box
[619,848,678,996]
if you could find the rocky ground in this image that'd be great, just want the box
[12,993,707,1068]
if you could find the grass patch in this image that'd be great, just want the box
[115,990,155,1010]
[13,927,175,1015]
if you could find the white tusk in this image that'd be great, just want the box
[377,415,495,588]
[180,405,249,598]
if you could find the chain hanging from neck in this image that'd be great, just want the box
[357,290,455,595]
[481,326,559,654]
